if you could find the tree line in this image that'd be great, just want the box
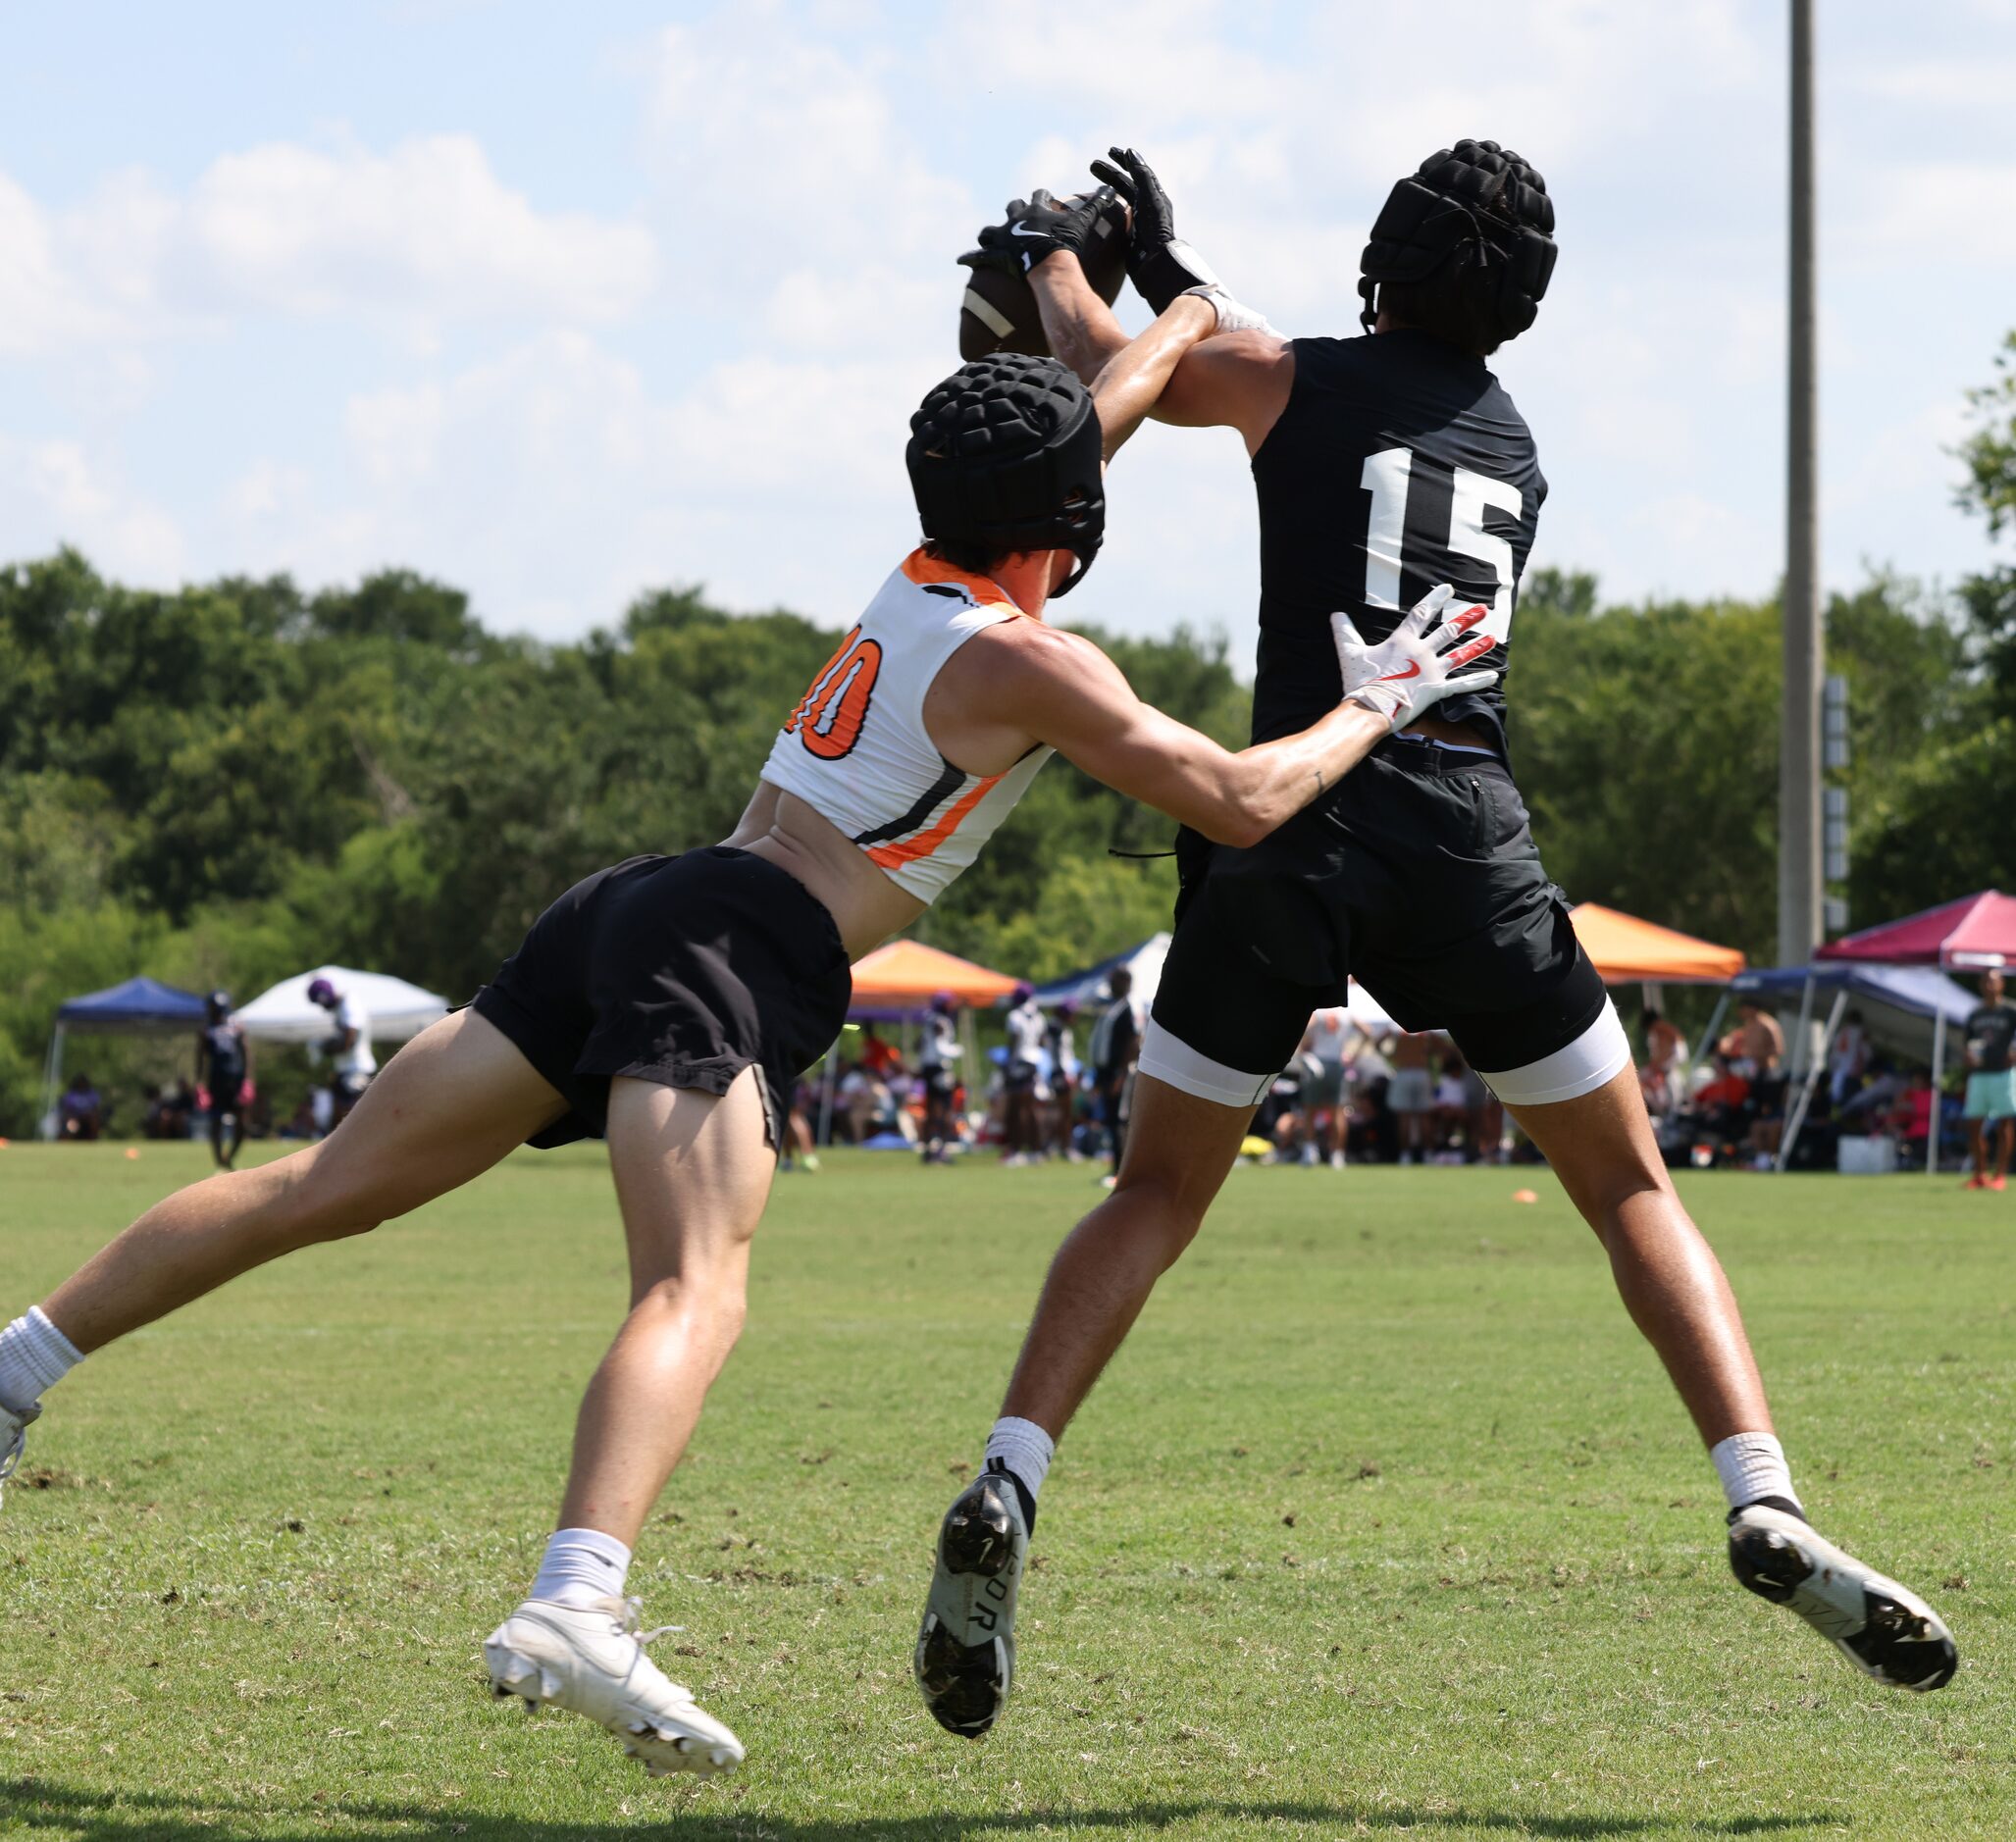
[4,338,2012,1135]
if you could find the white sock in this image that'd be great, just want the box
[1711,1431,1801,1514]
[529,1526,633,1609]
[0,1307,83,1415]
[982,1415,1055,1501]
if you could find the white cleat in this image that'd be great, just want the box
[0,1401,37,1508]
[484,1595,745,1777]
[915,1471,1027,1738]
[1729,1505,1958,1691]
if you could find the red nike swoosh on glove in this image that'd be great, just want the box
[1376,662,1422,683]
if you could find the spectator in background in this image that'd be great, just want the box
[1645,1008,1688,1078]
[1002,983,1048,1166]
[919,993,963,1165]
[777,1078,820,1175]
[58,1074,104,1142]
[1962,969,2016,1193]
[1688,1052,1752,1151]
[1431,1056,1470,1154]
[1640,1009,1687,1121]
[1387,1030,1436,1164]
[1044,1000,1081,1159]
[1838,1055,1905,1132]
[839,1060,905,1145]
[1719,1001,1786,1172]
[1457,1052,1501,1163]
[1088,966,1140,1190]
[857,1022,904,1084]
[1828,1008,1870,1109]
[196,990,252,1169]
[144,1080,196,1141]
[307,976,375,1129]
[1300,1006,1353,1169]
[1718,1002,1784,1080]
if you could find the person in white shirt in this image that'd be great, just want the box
[308,977,376,1128]
[1299,1006,1353,1168]
[1003,984,1049,1165]
[919,994,963,1165]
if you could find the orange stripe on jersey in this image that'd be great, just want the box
[864,771,1003,871]
[786,625,861,735]
[900,548,1017,608]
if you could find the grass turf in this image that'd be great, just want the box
[1,1145,2009,1841]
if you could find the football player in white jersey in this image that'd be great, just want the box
[0,207,1501,1782]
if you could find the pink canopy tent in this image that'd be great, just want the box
[1796,891,2016,1173]
[1815,891,2016,970]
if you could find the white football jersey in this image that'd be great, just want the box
[759,551,1054,904]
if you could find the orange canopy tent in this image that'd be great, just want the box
[1569,902,1745,986]
[848,939,1019,1013]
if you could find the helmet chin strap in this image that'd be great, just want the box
[1047,547,1096,598]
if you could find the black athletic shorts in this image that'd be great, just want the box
[1153,740,1610,1092]
[471,846,851,1152]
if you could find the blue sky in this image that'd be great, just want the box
[5,0,2014,659]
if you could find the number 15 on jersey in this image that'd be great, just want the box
[1362,447,1524,644]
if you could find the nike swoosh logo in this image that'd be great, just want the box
[1376,662,1422,683]
[1010,223,1046,237]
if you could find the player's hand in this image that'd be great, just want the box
[1090,146,1219,313]
[1179,282,1278,337]
[1331,585,1501,733]
[958,187,1122,277]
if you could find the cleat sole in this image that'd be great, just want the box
[1729,1507,1958,1693]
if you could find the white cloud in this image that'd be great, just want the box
[0,135,657,356]
[1852,162,2016,270]
[0,436,187,581]
[183,136,657,326]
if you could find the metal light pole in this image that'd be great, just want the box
[1780,0,1824,975]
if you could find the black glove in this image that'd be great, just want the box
[957,185,1121,278]
[1088,146,1219,313]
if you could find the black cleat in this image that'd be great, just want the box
[914,1472,1028,1737]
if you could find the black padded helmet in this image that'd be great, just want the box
[1358,139,1556,341]
[905,354,1106,596]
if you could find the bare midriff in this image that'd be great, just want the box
[720,780,925,963]
[1402,713,1493,750]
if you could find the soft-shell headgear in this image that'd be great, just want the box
[906,355,1106,596]
[1358,139,1556,340]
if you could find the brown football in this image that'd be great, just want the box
[958,195,1130,360]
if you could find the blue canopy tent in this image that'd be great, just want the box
[1732,964,1977,1172]
[1033,934,1170,1010]
[39,977,209,1139]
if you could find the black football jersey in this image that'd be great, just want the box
[1248,329,1546,756]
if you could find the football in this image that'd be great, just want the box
[957,193,1130,361]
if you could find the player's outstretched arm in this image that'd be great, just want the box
[946,587,1499,848]
[1089,292,1254,462]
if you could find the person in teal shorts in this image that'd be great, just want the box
[1961,968,2016,1191]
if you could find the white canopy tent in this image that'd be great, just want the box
[233,966,449,1045]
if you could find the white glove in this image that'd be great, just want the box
[1331,583,1502,733]
[1179,282,1279,337]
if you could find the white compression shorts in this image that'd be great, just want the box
[1139,997,1632,1113]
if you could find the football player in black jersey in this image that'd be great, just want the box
[196,991,251,1170]
[918,144,1954,1738]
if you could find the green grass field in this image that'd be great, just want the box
[2,1146,2009,1841]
